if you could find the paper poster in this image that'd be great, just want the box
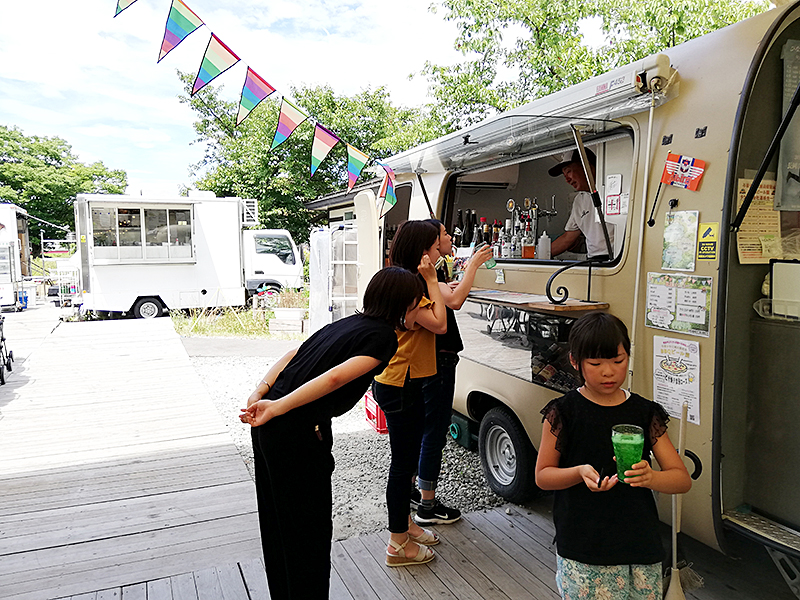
[646,272,712,337]
[653,336,700,424]
[661,154,706,190]
[662,211,698,271]
[606,195,621,215]
[697,222,719,261]
[736,179,782,264]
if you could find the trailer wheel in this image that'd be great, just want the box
[133,297,163,319]
[478,406,540,503]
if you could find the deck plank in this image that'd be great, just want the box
[238,558,270,600]
[0,318,260,600]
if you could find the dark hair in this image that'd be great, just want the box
[568,312,631,376]
[425,218,443,231]
[362,267,423,330]
[389,220,439,272]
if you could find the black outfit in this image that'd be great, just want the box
[251,314,397,600]
[541,390,669,566]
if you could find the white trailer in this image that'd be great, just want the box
[0,204,31,310]
[73,192,302,318]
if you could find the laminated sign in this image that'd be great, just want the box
[661,153,706,191]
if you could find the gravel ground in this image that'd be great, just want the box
[187,352,505,541]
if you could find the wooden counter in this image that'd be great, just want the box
[468,288,609,313]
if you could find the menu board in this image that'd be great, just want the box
[653,336,701,424]
[645,272,713,337]
[736,178,782,264]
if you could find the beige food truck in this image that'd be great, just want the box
[351,1,800,581]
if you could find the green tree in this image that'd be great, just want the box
[422,0,769,129]
[0,125,127,245]
[178,72,445,243]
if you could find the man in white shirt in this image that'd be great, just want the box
[548,149,614,260]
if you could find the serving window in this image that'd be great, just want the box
[444,131,633,264]
[91,205,194,262]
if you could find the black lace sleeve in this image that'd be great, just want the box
[649,401,670,447]
[541,398,566,453]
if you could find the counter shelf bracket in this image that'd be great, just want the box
[545,258,596,305]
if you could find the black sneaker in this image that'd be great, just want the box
[410,487,422,510]
[414,500,461,525]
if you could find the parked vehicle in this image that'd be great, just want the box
[350,2,800,572]
[73,192,302,318]
[0,203,31,311]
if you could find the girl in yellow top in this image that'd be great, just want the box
[372,220,448,567]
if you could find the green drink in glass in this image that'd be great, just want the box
[611,424,644,483]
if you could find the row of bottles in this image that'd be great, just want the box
[454,209,550,260]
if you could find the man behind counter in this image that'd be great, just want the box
[548,148,614,261]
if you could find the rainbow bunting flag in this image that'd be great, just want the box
[377,171,397,218]
[270,98,309,151]
[346,144,369,191]
[114,0,138,17]
[310,123,340,177]
[192,34,240,96]
[236,68,276,126]
[158,0,204,63]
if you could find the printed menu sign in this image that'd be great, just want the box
[645,272,713,337]
[653,336,700,424]
[736,179,782,264]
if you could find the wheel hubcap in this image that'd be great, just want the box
[140,302,158,318]
[485,424,517,486]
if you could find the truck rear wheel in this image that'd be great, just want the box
[133,297,163,319]
[479,406,540,503]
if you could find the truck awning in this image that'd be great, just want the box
[385,53,677,176]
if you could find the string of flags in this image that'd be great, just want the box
[113,0,397,213]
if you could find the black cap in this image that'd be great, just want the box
[548,148,596,177]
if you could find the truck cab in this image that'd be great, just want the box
[241,229,303,296]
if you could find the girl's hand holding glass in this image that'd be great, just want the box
[622,459,654,487]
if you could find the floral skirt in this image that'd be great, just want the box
[556,554,662,600]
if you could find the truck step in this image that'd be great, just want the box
[723,507,800,555]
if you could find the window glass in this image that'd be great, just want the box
[168,209,192,259]
[144,209,169,259]
[117,208,142,259]
[91,207,118,259]
[254,234,295,265]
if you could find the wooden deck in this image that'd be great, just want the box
[0,314,261,600]
[1,307,794,600]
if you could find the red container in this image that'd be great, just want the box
[364,390,388,434]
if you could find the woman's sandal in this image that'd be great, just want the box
[409,527,439,546]
[385,535,436,567]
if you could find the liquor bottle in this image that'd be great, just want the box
[481,217,490,246]
[455,209,464,247]
[522,216,536,259]
[501,219,512,259]
[470,210,478,246]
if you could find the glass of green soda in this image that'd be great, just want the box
[611,424,644,483]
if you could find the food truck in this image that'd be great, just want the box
[73,192,302,317]
[352,2,800,576]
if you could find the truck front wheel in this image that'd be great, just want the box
[479,406,540,503]
[133,297,164,319]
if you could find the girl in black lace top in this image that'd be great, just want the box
[534,312,691,599]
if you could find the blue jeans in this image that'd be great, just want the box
[418,353,459,491]
[371,375,425,533]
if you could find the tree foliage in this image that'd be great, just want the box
[178,72,446,243]
[0,125,127,243]
[422,0,770,129]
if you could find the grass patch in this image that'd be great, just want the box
[171,306,306,340]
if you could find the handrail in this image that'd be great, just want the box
[545,259,597,304]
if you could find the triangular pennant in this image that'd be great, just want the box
[158,0,204,63]
[377,171,397,218]
[236,67,276,126]
[192,34,240,96]
[310,123,341,177]
[270,98,309,150]
[114,0,138,17]
[346,144,369,191]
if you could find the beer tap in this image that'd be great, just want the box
[539,194,558,223]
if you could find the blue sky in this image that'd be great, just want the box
[0,0,461,196]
